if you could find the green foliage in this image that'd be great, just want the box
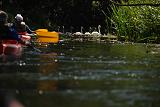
[4,0,112,33]
[110,0,160,43]
[92,1,100,8]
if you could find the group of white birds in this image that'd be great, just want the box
[74,25,102,36]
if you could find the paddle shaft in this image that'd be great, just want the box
[27,44,42,53]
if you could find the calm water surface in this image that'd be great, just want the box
[0,42,160,107]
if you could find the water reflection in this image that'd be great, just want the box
[0,42,160,107]
[37,53,59,92]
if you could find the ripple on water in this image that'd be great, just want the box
[0,43,160,107]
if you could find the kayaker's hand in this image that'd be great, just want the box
[19,39,31,46]
[32,31,36,33]
[25,41,31,45]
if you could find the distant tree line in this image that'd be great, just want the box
[2,0,122,34]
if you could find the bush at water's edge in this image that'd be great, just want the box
[110,0,160,43]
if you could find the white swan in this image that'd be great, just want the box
[91,25,101,36]
[74,26,83,35]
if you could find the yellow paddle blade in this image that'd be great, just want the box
[36,31,59,43]
[35,29,48,32]
[37,37,59,43]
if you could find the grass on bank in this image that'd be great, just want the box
[109,0,160,43]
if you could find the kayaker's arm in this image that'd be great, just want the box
[26,24,34,34]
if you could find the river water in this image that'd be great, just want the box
[0,42,160,107]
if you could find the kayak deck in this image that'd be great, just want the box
[0,40,22,56]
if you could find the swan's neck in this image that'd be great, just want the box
[98,25,101,34]
[81,27,83,33]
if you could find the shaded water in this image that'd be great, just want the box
[0,42,160,107]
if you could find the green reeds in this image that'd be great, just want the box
[109,0,160,43]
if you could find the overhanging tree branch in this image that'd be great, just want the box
[110,0,160,7]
